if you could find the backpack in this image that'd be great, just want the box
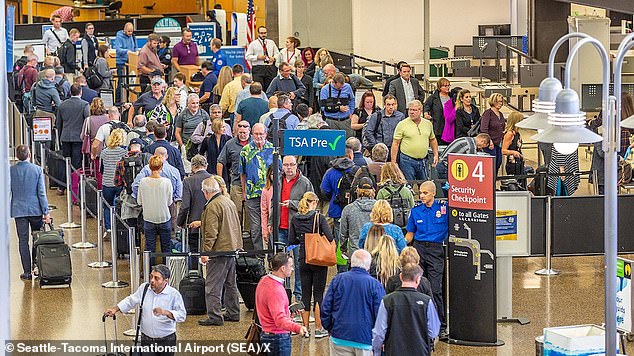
[350,165,377,201]
[121,153,150,195]
[383,183,411,228]
[131,129,152,150]
[267,113,291,146]
[618,158,633,187]
[55,77,69,100]
[334,166,360,208]
[362,111,382,150]
[185,118,208,161]
[108,120,131,133]
[84,66,103,90]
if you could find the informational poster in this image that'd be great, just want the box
[32,118,52,142]
[617,258,632,333]
[496,210,518,240]
[218,47,247,70]
[189,22,217,56]
[448,154,499,345]
[284,130,346,157]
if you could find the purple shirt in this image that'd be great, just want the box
[172,41,198,65]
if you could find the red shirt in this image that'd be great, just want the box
[255,275,302,334]
[280,173,300,229]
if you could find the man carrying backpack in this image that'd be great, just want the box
[16,55,39,113]
[320,147,357,273]
[58,29,82,82]
[54,66,71,100]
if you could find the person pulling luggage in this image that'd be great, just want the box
[104,264,186,356]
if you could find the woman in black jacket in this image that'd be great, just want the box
[423,77,452,144]
[455,89,481,138]
[288,192,333,339]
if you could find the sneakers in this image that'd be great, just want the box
[20,273,32,280]
[293,315,315,323]
[314,328,328,339]
[439,329,449,341]
[198,318,223,326]
[32,267,39,277]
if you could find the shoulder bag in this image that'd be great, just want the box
[304,213,337,266]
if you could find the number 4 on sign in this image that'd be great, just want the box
[472,161,485,182]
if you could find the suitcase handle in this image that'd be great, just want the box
[102,313,117,322]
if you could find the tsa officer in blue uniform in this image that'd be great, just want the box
[210,38,225,77]
[405,180,448,339]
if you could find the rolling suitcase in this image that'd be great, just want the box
[37,242,72,288]
[167,228,188,290]
[236,255,266,310]
[84,176,98,217]
[179,271,206,315]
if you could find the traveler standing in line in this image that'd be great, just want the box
[58,84,90,170]
[480,93,506,173]
[246,26,280,91]
[389,63,425,116]
[104,264,186,356]
[198,177,243,326]
[288,192,334,339]
[94,45,115,91]
[10,145,51,280]
[113,23,138,105]
[137,155,174,267]
[372,264,440,356]
[339,178,376,254]
[423,77,452,144]
[42,14,69,56]
[138,33,165,93]
[256,252,309,356]
[81,23,99,69]
[321,249,385,355]
[320,73,355,138]
[217,120,251,227]
[405,180,449,340]
[454,89,481,139]
[100,128,128,233]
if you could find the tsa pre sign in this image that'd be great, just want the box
[283,130,346,156]
[448,154,495,211]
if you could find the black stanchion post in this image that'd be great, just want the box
[271,115,281,254]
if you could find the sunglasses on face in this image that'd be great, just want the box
[238,124,250,128]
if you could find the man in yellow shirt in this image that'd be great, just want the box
[391,100,438,181]
[219,64,246,122]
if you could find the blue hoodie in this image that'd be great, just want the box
[321,267,385,347]
[321,157,356,218]
[114,30,138,66]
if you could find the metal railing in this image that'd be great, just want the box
[495,41,542,84]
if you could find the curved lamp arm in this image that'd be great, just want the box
[613,32,634,151]
[548,32,591,78]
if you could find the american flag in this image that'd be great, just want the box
[245,0,255,70]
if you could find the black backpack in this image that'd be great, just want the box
[384,183,411,228]
[108,120,131,133]
[55,77,69,100]
[84,66,103,90]
[121,153,150,195]
[350,165,377,201]
[267,113,291,148]
[131,129,152,150]
[334,166,360,208]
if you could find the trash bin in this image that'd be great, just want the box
[535,335,544,356]
[543,324,611,355]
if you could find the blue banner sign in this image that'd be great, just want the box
[283,130,346,157]
[7,5,15,72]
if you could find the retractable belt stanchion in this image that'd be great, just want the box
[39,142,45,178]
[88,190,112,268]
[59,157,80,229]
[143,250,150,283]
[102,206,129,288]
[535,196,560,275]
[123,227,138,337]
[72,174,95,249]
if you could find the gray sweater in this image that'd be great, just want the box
[340,197,376,253]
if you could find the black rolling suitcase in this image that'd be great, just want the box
[46,130,66,189]
[114,197,130,259]
[236,255,266,310]
[179,271,206,315]
[37,242,72,288]
[84,176,98,217]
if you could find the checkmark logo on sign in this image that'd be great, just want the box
[329,135,344,151]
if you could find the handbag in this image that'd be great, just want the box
[244,304,264,356]
[467,120,480,137]
[304,213,337,267]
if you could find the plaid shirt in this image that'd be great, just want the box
[621,128,634,155]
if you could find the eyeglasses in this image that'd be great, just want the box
[441,84,451,87]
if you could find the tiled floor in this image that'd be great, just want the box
[9,134,619,355]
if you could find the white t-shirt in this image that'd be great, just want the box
[137,177,173,224]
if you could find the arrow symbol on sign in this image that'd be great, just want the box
[463,223,472,240]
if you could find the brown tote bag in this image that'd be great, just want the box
[304,213,337,267]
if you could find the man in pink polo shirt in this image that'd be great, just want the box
[255,253,308,355]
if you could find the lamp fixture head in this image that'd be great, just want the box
[516,77,563,130]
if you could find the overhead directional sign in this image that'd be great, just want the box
[283,130,346,157]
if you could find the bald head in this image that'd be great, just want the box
[123,23,134,36]
[154,146,168,160]
[351,249,371,270]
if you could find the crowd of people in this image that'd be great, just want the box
[12,12,594,356]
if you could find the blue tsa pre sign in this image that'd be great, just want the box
[283,130,346,157]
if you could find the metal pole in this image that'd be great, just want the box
[102,206,128,288]
[143,250,151,283]
[123,228,138,337]
[0,3,12,346]
[89,190,112,268]
[73,174,95,249]
[271,115,280,254]
[535,196,559,275]
[423,0,430,81]
[60,157,80,229]
[39,142,45,172]
[593,170,599,195]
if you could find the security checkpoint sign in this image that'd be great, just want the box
[32,118,52,142]
[447,153,499,345]
[283,130,346,156]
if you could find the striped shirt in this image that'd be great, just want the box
[100,147,128,187]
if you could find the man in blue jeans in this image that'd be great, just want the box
[113,23,138,105]
[391,100,438,181]
[10,145,51,280]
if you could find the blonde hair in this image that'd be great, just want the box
[211,175,229,196]
[505,112,524,132]
[399,246,420,266]
[372,235,400,286]
[148,155,163,171]
[455,89,471,111]
[380,162,407,185]
[370,200,393,224]
[488,93,504,108]
[364,224,385,252]
[106,128,125,148]
[162,87,179,106]
[297,192,319,215]
[211,118,224,135]
[90,97,106,115]
[213,66,233,96]
[315,48,333,68]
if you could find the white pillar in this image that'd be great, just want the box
[0,1,12,345]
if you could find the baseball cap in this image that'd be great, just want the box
[307,114,326,129]
[151,76,165,85]
[129,138,145,147]
[357,177,374,190]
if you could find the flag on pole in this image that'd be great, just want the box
[245,0,256,70]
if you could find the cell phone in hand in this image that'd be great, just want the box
[289,301,305,314]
